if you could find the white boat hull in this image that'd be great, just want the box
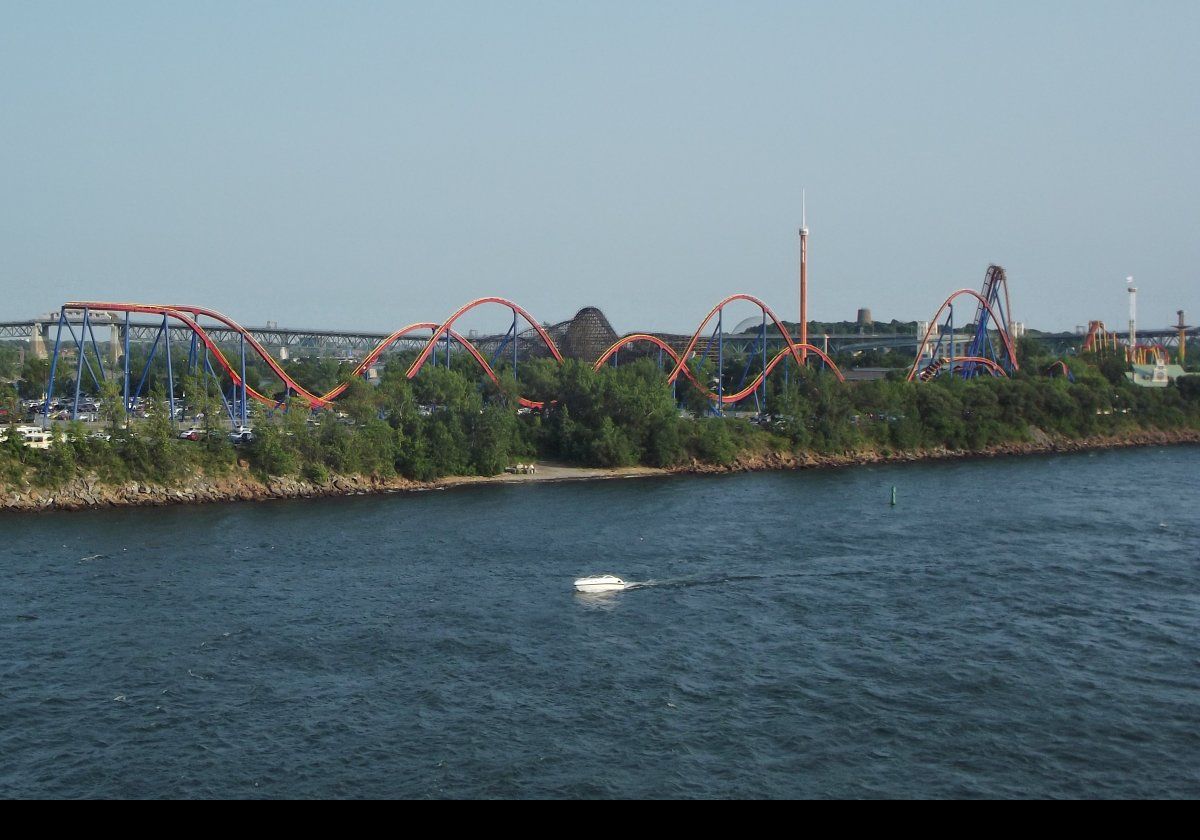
[574,575,628,593]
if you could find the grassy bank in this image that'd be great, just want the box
[3,351,1199,511]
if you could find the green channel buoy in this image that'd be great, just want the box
[890,485,897,506]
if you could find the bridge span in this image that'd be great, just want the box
[1,311,1193,362]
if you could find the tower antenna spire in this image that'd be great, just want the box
[1127,276,1137,363]
[799,190,809,363]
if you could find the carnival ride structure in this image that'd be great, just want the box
[1045,360,1075,382]
[907,265,1020,382]
[1081,320,1168,365]
[42,294,845,424]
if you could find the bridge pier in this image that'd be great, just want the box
[29,322,47,359]
[109,324,122,374]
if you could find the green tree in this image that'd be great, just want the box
[916,383,966,448]
[1,384,20,428]
[98,379,125,434]
[337,377,379,426]
[248,422,297,476]
[0,345,21,379]
[685,418,738,465]
[18,356,50,400]
[470,406,518,474]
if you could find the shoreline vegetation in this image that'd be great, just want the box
[2,428,1198,514]
[2,341,1198,514]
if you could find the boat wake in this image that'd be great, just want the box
[595,568,876,592]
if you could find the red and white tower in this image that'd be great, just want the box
[799,192,809,363]
[1127,276,1137,362]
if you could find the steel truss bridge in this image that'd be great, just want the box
[4,318,1189,361]
[0,315,918,356]
[1,317,415,355]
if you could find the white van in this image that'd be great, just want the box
[13,425,53,450]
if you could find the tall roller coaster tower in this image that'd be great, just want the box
[798,191,809,363]
[1177,310,1190,366]
[1126,277,1137,363]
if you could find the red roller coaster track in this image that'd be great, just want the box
[1046,360,1071,378]
[906,286,1020,382]
[63,295,844,411]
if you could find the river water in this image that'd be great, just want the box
[2,447,1198,798]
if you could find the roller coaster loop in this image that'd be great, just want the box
[46,294,844,423]
[907,283,1019,383]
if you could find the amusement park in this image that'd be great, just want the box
[0,225,1196,487]
[6,1,1200,804]
[1,232,1194,432]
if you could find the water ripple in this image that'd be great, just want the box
[1,447,1198,797]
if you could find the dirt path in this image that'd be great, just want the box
[433,461,666,488]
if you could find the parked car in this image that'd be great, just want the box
[178,428,203,441]
[228,427,254,444]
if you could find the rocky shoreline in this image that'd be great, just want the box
[678,427,1200,475]
[2,427,1197,514]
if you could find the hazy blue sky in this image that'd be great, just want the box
[1,2,1196,334]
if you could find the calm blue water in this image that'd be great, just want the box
[2,447,1198,798]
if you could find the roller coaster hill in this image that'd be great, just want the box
[18,265,1198,427]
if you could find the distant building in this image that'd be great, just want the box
[844,367,892,382]
[1126,363,1186,388]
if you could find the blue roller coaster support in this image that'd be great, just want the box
[70,308,88,420]
[715,308,724,414]
[86,310,107,389]
[164,313,176,424]
[203,349,236,423]
[488,319,517,372]
[240,334,248,427]
[187,330,199,375]
[122,312,131,416]
[41,308,67,429]
[130,319,167,410]
[948,302,954,377]
[761,311,767,410]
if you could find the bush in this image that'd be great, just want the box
[302,461,329,484]
[9,347,1199,496]
[685,419,738,465]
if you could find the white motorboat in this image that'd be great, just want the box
[573,574,629,594]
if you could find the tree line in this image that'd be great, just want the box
[2,339,1198,492]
